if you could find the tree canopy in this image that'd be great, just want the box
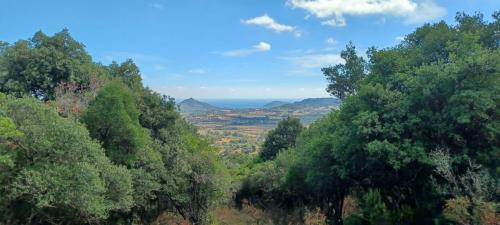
[0,94,133,224]
[260,117,304,161]
[323,42,367,100]
[0,29,105,100]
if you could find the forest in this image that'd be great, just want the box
[0,12,499,225]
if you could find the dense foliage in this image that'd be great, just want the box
[0,29,105,101]
[0,94,133,224]
[237,12,499,225]
[0,30,228,225]
[260,117,304,161]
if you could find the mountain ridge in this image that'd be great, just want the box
[178,98,221,114]
[273,97,340,109]
[179,97,340,115]
[263,100,289,109]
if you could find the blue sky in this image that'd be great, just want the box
[1,0,498,99]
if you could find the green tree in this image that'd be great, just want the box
[109,59,143,92]
[0,94,133,224]
[260,117,303,161]
[82,80,148,165]
[156,121,230,225]
[323,42,367,100]
[0,94,23,185]
[0,29,105,100]
[82,80,168,223]
[324,12,498,224]
[136,87,179,140]
[288,112,351,225]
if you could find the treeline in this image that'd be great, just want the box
[0,29,229,224]
[236,12,499,225]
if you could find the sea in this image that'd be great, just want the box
[196,99,301,109]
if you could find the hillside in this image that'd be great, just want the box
[178,98,221,114]
[277,97,340,109]
[263,100,289,108]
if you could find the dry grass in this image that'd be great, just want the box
[212,206,274,225]
[152,212,191,225]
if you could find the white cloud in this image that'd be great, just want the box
[325,37,338,45]
[188,68,206,74]
[221,42,271,57]
[403,0,446,24]
[242,14,294,32]
[280,48,345,77]
[395,36,405,41]
[287,0,445,26]
[321,15,346,27]
[148,3,164,10]
[284,53,343,69]
[253,42,271,51]
[242,14,302,37]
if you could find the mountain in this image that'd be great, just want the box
[179,98,220,114]
[263,100,289,109]
[278,98,340,109]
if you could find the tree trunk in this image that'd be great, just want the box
[325,202,335,225]
[334,196,344,225]
[324,195,345,225]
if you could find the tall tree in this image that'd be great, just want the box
[260,117,303,161]
[0,29,104,100]
[82,80,148,165]
[323,42,367,100]
[109,59,143,92]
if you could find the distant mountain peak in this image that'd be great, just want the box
[178,98,220,114]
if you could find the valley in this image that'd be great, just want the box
[178,98,340,155]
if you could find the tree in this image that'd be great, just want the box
[108,59,143,92]
[82,80,168,223]
[323,42,367,100]
[136,87,179,140]
[288,112,350,225]
[430,149,499,225]
[155,121,230,225]
[260,117,303,161]
[82,80,148,165]
[318,12,498,225]
[236,149,304,224]
[0,94,133,224]
[0,94,23,185]
[0,29,105,100]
